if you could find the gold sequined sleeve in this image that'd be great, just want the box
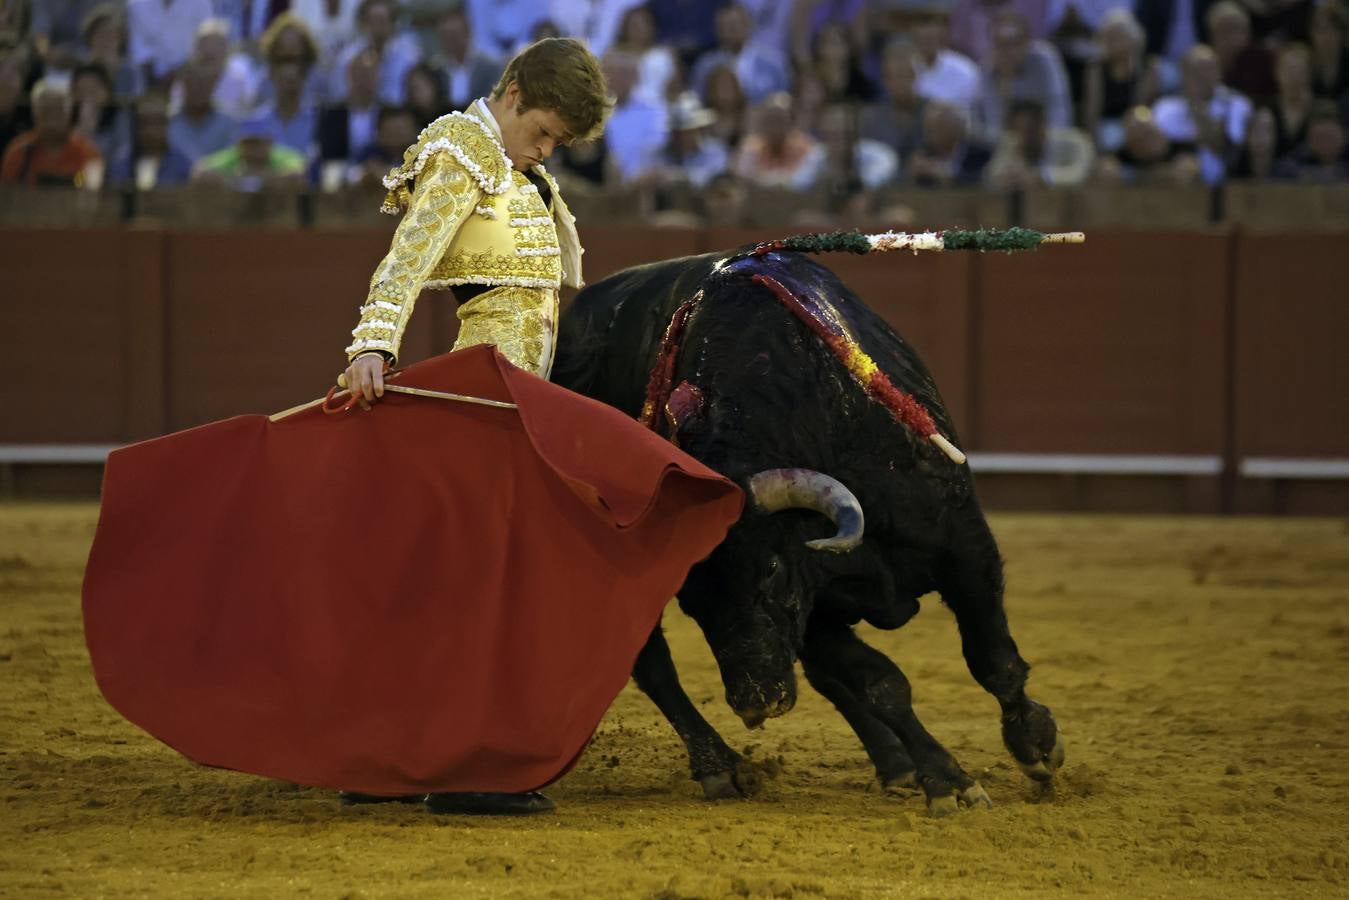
[345,153,480,365]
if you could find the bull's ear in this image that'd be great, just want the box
[815,550,903,620]
[828,544,897,589]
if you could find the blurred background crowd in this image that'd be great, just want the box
[0,0,1346,225]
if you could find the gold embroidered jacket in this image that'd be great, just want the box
[345,105,583,364]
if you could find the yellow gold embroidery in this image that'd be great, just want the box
[427,247,562,286]
[348,151,479,363]
[453,286,560,377]
[351,112,576,365]
[380,114,511,214]
[511,225,556,247]
[508,195,549,217]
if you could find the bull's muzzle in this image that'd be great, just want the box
[732,692,796,729]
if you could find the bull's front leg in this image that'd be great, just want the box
[800,619,991,816]
[632,625,763,799]
[941,524,1065,782]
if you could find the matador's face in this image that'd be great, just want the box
[493,81,573,171]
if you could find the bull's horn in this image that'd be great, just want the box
[748,468,864,552]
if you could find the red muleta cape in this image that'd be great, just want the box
[82,345,743,796]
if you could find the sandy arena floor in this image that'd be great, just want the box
[1,504,1346,898]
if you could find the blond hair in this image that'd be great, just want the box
[492,38,613,142]
[260,12,319,70]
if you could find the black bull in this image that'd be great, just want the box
[552,248,1063,815]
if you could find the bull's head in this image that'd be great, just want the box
[681,469,864,728]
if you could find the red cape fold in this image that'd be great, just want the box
[82,345,743,795]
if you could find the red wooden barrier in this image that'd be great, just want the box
[2,226,1344,513]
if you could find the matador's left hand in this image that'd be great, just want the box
[342,353,386,410]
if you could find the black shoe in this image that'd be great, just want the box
[339,791,426,806]
[424,791,556,816]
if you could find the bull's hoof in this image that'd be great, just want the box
[879,770,919,794]
[1017,736,1066,783]
[926,783,993,818]
[1002,699,1062,782]
[699,761,767,800]
[960,782,993,809]
[700,771,741,800]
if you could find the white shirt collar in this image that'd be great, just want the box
[472,98,505,146]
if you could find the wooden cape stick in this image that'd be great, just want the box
[268,376,517,422]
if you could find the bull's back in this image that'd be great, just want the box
[556,248,956,440]
[555,252,727,413]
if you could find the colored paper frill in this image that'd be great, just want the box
[756,227,1085,257]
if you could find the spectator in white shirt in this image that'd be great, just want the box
[911,11,981,114]
[180,18,263,119]
[431,7,501,111]
[610,5,677,107]
[689,3,791,105]
[465,0,548,58]
[294,0,362,57]
[546,0,644,58]
[293,0,363,92]
[128,0,214,85]
[602,49,669,182]
[330,0,421,104]
[1151,43,1251,184]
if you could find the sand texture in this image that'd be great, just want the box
[2,505,1347,898]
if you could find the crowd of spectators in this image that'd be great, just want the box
[1,0,1346,210]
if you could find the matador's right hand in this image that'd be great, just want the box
[342,353,386,410]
